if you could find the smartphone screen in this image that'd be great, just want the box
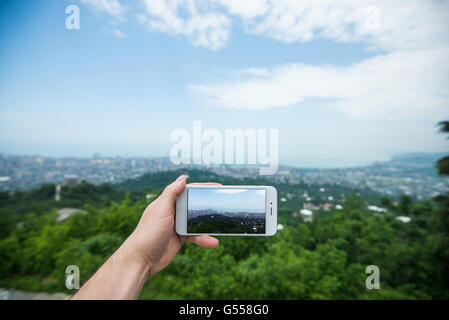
[187,188,266,234]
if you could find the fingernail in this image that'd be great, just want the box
[176,175,185,182]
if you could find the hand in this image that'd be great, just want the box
[73,175,219,299]
[124,175,220,277]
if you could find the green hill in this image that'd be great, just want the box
[0,168,448,299]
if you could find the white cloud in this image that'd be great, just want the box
[80,0,126,20]
[81,0,449,53]
[80,0,449,119]
[188,0,449,119]
[218,0,268,19]
[140,0,231,50]
[240,68,270,77]
[190,47,449,118]
[112,29,127,38]
[230,0,449,52]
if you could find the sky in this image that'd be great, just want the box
[188,188,266,213]
[0,0,448,168]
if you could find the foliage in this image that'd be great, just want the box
[0,164,448,299]
[436,121,449,176]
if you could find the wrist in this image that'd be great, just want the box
[115,239,152,282]
[73,237,152,300]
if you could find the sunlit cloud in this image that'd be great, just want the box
[190,48,449,119]
[139,0,231,50]
[187,0,449,119]
[80,0,126,20]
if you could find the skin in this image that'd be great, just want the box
[72,175,219,300]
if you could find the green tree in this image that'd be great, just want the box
[436,121,449,175]
[427,120,449,298]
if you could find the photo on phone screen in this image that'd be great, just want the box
[187,188,266,234]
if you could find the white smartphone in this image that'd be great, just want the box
[176,185,277,236]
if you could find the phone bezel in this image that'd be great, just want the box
[176,185,277,236]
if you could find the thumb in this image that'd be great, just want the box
[161,175,186,203]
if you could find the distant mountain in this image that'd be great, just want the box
[283,152,448,200]
[372,152,447,169]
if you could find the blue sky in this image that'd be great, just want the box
[188,188,265,213]
[0,0,448,168]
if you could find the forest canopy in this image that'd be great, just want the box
[0,165,448,299]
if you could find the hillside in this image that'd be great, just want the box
[0,168,448,299]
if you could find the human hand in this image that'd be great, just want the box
[123,175,220,278]
[73,175,219,299]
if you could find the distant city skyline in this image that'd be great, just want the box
[1,1,448,168]
[1,153,448,199]
[188,188,266,213]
